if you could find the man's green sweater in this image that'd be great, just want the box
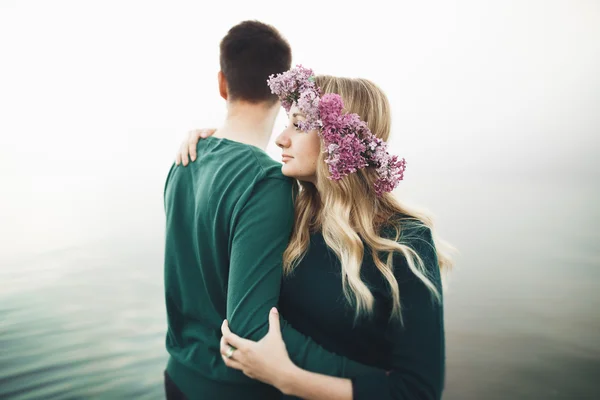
[163,137,376,399]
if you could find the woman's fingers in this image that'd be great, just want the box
[176,128,217,166]
[221,319,231,335]
[200,128,216,138]
[220,335,246,371]
[220,336,238,359]
[267,307,282,339]
[221,353,244,371]
[179,140,190,166]
[187,130,203,162]
[221,320,252,349]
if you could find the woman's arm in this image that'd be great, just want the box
[221,226,444,400]
[279,366,353,400]
[221,308,354,400]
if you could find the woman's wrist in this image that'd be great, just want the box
[275,363,304,396]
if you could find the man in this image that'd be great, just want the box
[163,20,374,400]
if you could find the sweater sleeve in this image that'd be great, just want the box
[352,226,446,399]
[227,177,380,378]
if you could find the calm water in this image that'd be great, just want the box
[1,179,599,399]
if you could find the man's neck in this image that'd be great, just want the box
[213,100,279,150]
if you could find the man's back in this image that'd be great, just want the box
[163,137,294,399]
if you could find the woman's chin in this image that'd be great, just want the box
[281,164,294,177]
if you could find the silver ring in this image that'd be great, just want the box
[225,345,235,359]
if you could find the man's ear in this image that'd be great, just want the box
[218,71,228,100]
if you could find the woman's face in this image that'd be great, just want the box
[275,105,322,184]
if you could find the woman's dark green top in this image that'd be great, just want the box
[279,225,445,400]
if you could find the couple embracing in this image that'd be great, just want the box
[163,20,453,400]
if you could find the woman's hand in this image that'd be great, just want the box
[175,128,216,166]
[220,307,297,390]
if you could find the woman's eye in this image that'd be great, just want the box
[285,123,302,131]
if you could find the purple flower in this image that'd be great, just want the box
[268,65,318,113]
[318,94,344,126]
[296,90,321,131]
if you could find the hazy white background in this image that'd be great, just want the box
[1,0,598,259]
[0,1,599,398]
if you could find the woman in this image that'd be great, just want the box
[177,66,453,399]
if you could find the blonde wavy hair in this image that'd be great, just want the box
[282,75,454,322]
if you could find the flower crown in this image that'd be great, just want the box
[267,65,406,196]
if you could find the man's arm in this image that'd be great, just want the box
[227,177,379,378]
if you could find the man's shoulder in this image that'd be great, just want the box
[203,138,293,206]
[243,145,288,182]
[164,137,292,208]
[203,137,286,180]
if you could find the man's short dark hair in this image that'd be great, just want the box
[220,20,292,104]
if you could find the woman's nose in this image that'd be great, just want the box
[276,131,291,149]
